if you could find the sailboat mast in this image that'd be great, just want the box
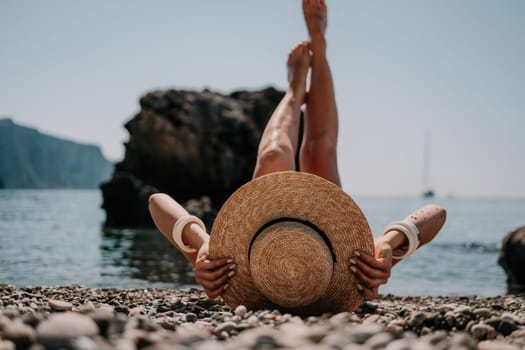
[422,131,434,198]
[422,131,433,197]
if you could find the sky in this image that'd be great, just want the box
[1,0,524,197]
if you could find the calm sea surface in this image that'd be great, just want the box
[0,190,524,296]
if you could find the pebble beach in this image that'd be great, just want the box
[0,285,524,350]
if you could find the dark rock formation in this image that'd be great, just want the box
[498,226,525,293]
[101,87,285,227]
[0,118,113,188]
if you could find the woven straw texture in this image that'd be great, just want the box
[208,171,374,315]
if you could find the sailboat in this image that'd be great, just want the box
[422,132,435,198]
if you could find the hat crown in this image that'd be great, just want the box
[249,221,333,308]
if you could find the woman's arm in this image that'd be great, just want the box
[148,193,236,297]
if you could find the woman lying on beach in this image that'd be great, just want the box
[149,0,446,301]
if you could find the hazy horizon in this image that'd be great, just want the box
[2,0,524,198]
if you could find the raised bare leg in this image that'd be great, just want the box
[253,41,311,179]
[299,0,341,186]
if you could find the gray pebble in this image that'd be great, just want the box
[184,312,198,323]
[234,305,247,317]
[212,321,237,335]
[2,305,19,319]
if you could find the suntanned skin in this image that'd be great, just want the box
[148,0,447,301]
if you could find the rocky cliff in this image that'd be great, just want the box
[100,87,285,227]
[0,118,113,189]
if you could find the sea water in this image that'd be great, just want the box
[0,190,524,296]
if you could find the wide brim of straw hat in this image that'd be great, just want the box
[209,171,374,315]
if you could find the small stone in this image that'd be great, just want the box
[478,340,521,350]
[502,312,520,323]
[420,326,432,335]
[2,306,19,319]
[234,305,247,317]
[365,332,393,349]
[471,324,496,341]
[71,336,99,350]
[78,301,96,313]
[0,340,15,350]
[329,312,350,327]
[384,338,415,350]
[474,308,492,319]
[3,321,36,349]
[485,317,502,329]
[87,309,114,337]
[247,315,259,327]
[253,334,279,349]
[212,321,237,335]
[185,313,198,323]
[114,305,129,315]
[321,334,351,349]
[350,324,384,344]
[36,312,99,348]
[450,332,477,348]
[48,299,73,311]
[129,306,146,317]
[498,319,518,336]
[510,329,525,338]
[0,315,13,330]
[408,312,427,328]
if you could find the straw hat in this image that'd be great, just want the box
[208,171,373,314]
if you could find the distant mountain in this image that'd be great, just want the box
[0,118,113,189]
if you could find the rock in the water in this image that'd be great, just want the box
[498,226,525,293]
[101,87,284,227]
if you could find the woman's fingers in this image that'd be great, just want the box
[350,256,390,280]
[351,251,392,294]
[197,256,232,270]
[358,284,379,300]
[197,262,235,282]
[355,250,388,270]
[199,271,231,298]
[353,266,388,289]
[195,256,236,298]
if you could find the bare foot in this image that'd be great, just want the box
[303,0,327,38]
[287,41,311,104]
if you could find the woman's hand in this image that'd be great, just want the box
[194,241,236,298]
[351,239,393,300]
